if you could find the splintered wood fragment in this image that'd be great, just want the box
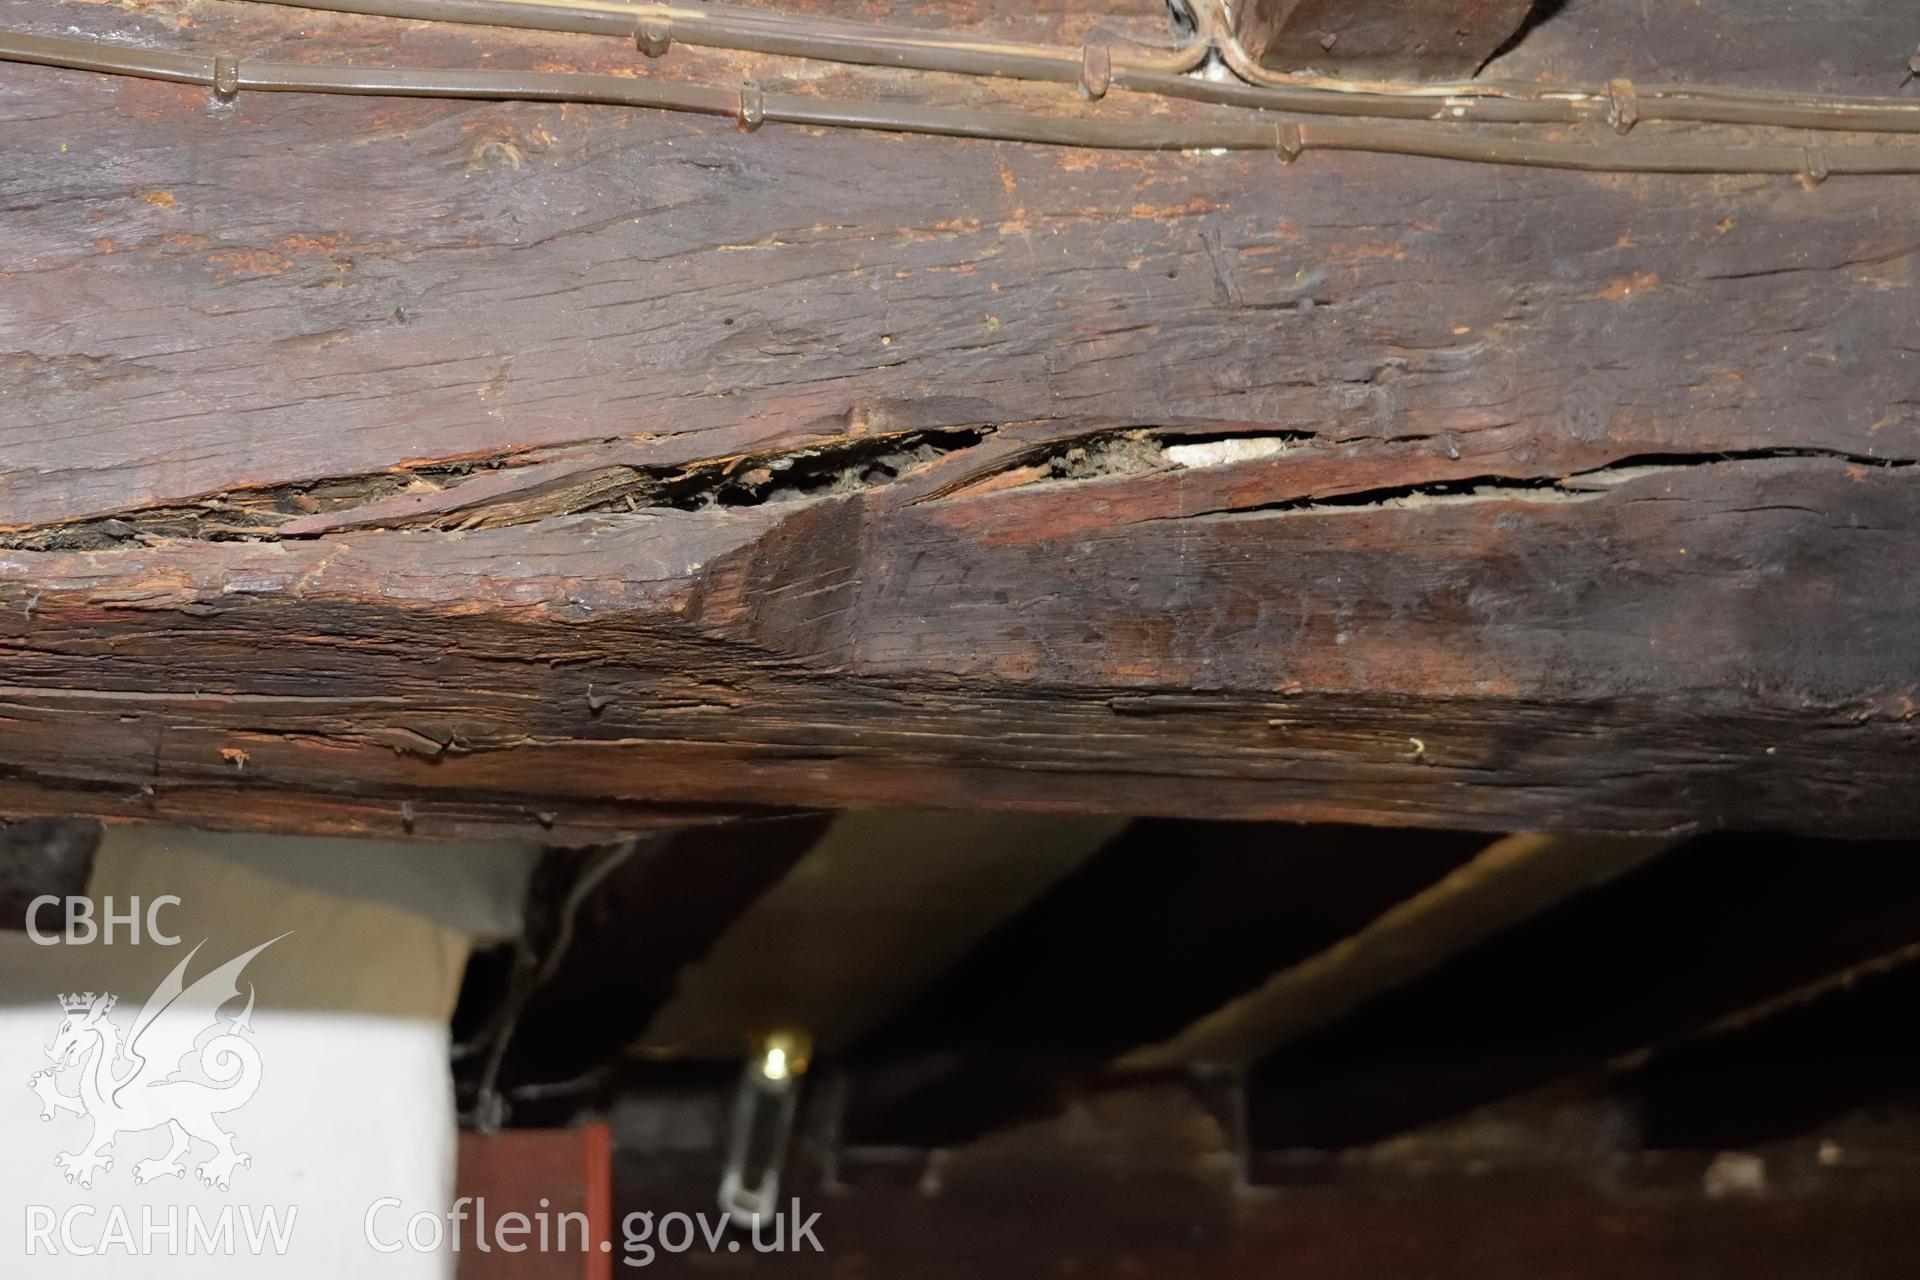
[1119,833,1675,1070]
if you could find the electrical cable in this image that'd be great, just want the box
[242,0,1920,134]
[2,26,1917,178]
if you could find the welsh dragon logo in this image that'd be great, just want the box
[25,936,284,1191]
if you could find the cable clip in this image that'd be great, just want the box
[212,54,240,103]
[1606,78,1638,135]
[1800,145,1830,187]
[634,16,672,58]
[1079,40,1112,101]
[1275,121,1303,164]
[738,81,765,132]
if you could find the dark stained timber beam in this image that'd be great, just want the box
[1,0,1918,840]
[1233,0,1537,81]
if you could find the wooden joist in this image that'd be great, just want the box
[1243,835,1920,1149]
[836,821,1489,1146]
[1,0,1918,837]
[1121,833,1674,1070]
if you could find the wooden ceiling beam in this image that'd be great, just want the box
[2,0,1918,838]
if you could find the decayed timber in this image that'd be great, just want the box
[2,0,1918,840]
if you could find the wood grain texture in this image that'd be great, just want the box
[1,0,1917,839]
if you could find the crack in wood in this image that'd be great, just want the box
[1174,448,1920,522]
[0,426,992,548]
[1,432,1911,552]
